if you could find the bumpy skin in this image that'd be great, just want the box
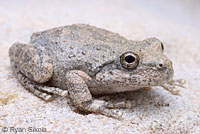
[9,24,174,117]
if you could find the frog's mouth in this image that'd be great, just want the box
[95,64,174,87]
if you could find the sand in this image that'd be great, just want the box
[0,0,200,133]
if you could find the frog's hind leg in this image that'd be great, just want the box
[9,42,53,84]
[10,61,55,101]
[9,42,56,101]
[16,71,55,101]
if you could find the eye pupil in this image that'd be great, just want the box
[125,55,135,63]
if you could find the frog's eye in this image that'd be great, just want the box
[120,52,139,69]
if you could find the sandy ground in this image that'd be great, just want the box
[0,0,200,133]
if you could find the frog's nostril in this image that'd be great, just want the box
[156,62,165,69]
[158,63,163,68]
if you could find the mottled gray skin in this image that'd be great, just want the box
[9,24,174,117]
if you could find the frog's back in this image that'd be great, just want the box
[29,24,129,77]
[30,24,128,47]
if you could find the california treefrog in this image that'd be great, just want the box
[9,24,174,117]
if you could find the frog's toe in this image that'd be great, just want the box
[97,96,132,109]
[161,79,186,95]
[82,99,124,118]
[42,94,55,101]
[37,86,69,97]
[104,100,132,109]
[101,109,124,118]
[60,90,69,97]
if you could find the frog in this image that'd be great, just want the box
[9,24,174,118]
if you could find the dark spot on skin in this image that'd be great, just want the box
[96,47,101,50]
[143,79,147,82]
[60,48,64,52]
[68,54,75,58]
[93,58,99,62]
[82,51,86,55]
[109,70,113,75]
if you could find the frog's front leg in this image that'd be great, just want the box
[65,70,123,118]
[9,42,68,100]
